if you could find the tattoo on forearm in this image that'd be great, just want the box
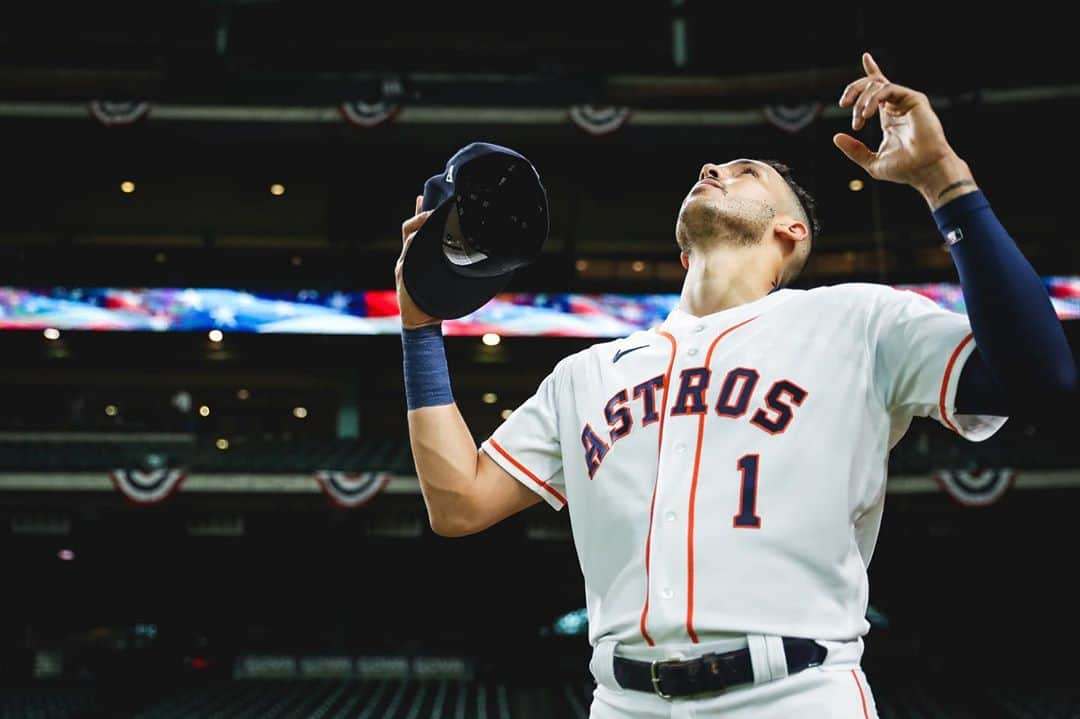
[937,180,976,199]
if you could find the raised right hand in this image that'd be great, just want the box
[395,195,441,329]
[833,52,974,208]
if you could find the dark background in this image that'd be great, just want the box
[0,3,1077,717]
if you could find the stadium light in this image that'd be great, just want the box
[849,179,864,192]
[482,333,501,346]
[215,438,229,450]
[105,405,118,417]
[482,393,498,404]
[43,328,60,341]
[120,180,135,194]
[270,183,285,196]
[237,388,250,400]
[208,329,223,343]
[500,408,513,420]
[198,405,210,417]
[292,406,308,419]
[57,549,75,561]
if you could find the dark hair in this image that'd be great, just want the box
[761,159,820,286]
[760,159,822,240]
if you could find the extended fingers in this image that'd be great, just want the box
[861,83,926,123]
[857,82,893,124]
[397,196,430,280]
[839,51,889,109]
[401,209,433,242]
[839,77,876,109]
[862,52,882,77]
[850,80,885,130]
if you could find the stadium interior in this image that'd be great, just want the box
[1,3,1078,717]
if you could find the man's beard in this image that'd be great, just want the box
[676,193,775,250]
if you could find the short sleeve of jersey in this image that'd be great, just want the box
[866,285,1007,445]
[480,359,569,511]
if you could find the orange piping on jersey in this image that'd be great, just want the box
[686,316,759,643]
[487,439,567,506]
[851,669,871,718]
[639,329,677,646]
[939,333,974,434]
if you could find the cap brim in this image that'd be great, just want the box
[402,198,514,320]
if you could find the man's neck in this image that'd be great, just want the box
[678,247,775,318]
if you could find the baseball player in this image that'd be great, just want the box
[396,53,1077,717]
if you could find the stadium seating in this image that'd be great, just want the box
[889,418,1080,476]
[131,679,514,719]
[0,684,99,719]
[0,415,1075,477]
[0,437,415,475]
[987,685,1080,719]
[5,675,1080,718]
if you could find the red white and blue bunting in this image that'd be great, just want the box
[762,102,823,134]
[339,101,400,128]
[88,100,153,127]
[109,468,187,505]
[568,105,631,136]
[933,467,1015,507]
[314,470,391,509]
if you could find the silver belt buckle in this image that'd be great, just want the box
[650,659,674,699]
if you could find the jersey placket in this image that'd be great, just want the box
[641,320,709,645]
[641,316,761,645]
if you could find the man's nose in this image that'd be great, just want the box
[699,164,721,181]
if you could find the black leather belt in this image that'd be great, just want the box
[613,637,827,699]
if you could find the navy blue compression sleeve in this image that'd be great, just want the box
[935,191,1078,415]
[402,324,454,410]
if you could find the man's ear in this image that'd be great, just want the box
[774,220,809,245]
[680,252,690,271]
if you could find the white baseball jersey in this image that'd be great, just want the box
[480,283,1007,651]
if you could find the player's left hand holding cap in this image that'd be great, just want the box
[401,141,549,319]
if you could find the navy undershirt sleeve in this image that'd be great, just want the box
[934,191,1077,415]
[402,324,454,410]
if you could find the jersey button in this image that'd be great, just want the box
[693,323,705,333]
[674,443,686,454]
[664,511,677,522]
[687,348,699,357]
[661,587,674,599]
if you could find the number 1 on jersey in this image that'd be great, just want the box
[734,454,762,529]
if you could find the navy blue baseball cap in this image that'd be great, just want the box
[402,141,549,319]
